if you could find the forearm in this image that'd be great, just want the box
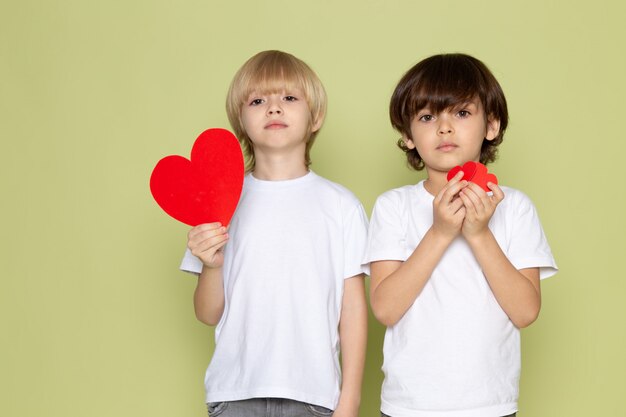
[371,227,454,326]
[193,265,225,326]
[466,230,541,328]
[337,276,368,414]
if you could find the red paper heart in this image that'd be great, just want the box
[150,128,245,226]
[446,161,498,192]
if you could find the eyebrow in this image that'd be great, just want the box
[448,100,479,111]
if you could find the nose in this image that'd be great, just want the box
[437,116,453,135]
[267,98,282,115]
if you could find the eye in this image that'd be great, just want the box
[249,98,264,106]
[283,95,298,102]
[418,114,434,122]
[457,110,471,118]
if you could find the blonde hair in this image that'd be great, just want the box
[226,50,327,171]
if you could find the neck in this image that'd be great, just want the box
[423,169,449,196]
[252,154,309,181]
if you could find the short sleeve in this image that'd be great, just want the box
[506,192,558,279]
[343,203,370,278]
[363,191,411,264]
[179,248,203,275]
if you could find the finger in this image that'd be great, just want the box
[441,179,468,205]
[195,227,228,246]
[435,171,465,204]
[488,182,505,204]
[463,183,488,212]
[191,232,229,255]
[463,184,484,206]
[189,226,227,248]
[465,181,487,197]
[198,236,229,256]
[459,191,478,218]
[188,222,222,239]
[213,238,229,252]
[449,170,465,183]
[449,196,465,214]
[455,206,467,222]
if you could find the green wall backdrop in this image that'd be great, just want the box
[2,1,625,416]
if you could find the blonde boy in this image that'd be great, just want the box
[181,51,368,417]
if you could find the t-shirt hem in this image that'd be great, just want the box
[363,250,407,265]
[180,249,202,274]
[345,266,369,279]
[206,387,338,410]
[512,256,558,279]
[381,400,517,417]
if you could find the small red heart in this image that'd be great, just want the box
[485,173,498,188]
[150,128,245,226]
[447,165,463,179]
[446,161,497,192]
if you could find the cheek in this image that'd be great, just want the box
[240,110,257,129]
[297,112,314,132]
[408,126,431,148]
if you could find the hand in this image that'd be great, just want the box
[432,171,468,240]
[187,222,229,268]
[459,181,504,238]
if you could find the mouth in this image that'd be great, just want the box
[264,121,288,129]
[437,142,458,152]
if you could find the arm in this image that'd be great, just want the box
[460,182,541,328]
[188,223,229,326]
[193,265,225,326]
[334,275,367,417]
[370,174,467,326]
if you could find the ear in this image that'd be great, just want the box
[402,135,416,150]
[311,114,324,133]
[485,116,501,141]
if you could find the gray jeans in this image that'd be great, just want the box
[382,413,516,417]
[208,398,333,417]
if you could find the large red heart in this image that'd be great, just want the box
[150,128,245,226]
[447,161,498,192]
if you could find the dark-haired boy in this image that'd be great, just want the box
[365,53,558,417]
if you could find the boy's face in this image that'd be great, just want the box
[403,99,500,176]
[240,88,321,157]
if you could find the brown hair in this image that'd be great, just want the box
[389,53,509,170]
[226,50,327,172]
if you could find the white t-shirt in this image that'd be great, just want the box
[364,181,557,417]
[181,171,368,410]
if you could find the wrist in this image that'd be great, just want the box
[463,228,492,246]
[200,264,223,278]
[335,397,360,415]
[429,226,458,245]
[337,387,361,408]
